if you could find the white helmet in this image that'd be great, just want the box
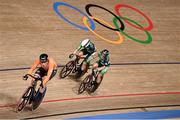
[81,39,90,47]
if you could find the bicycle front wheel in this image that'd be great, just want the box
[78,75,92,94]
[16,87,33,112]
[59,61,75,78]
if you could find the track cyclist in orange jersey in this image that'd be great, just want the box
[73,39,96,78]
[91,49,110,91]
[23,53,57,94]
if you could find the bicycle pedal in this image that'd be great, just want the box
[29,100,32,104]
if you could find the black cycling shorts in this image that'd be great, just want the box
[35,67,57,80]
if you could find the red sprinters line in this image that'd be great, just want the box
[1,91,180,109]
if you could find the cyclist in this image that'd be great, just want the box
[91,49,110,92]
[73,38,96,78]
[23,53,57,94]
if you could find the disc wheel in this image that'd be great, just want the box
[32,88,47,111]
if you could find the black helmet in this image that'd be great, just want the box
[101,49,109,58]
[39,53,48,63]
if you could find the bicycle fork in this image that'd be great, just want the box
[28,87,34,104]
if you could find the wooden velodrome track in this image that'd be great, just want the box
[0,0,180,119]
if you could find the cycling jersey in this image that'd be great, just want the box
[76,42,96,64]
[96,53,110,75]
[28,57,57,82]
[97,53,110,67]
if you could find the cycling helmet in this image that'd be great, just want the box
[81,39,90,48]
[39,53,48,63]
[101,49,109,58]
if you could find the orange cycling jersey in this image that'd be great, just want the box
[28,57,57,83]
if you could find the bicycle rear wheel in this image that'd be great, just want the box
[16,87,33,112]
[78,75,92,94]
[32,87,47,111]
[59,61,75,78]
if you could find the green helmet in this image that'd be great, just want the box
[100,49,109,58]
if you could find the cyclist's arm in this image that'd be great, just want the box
[97,66,105,71]
[73,45,83,54]
[92,52,97,59]
[79,55,86,59]
[28,59,40,75]
[74,46,87,59]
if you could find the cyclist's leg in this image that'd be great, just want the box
[32,68,46,85]
[39,69,57,94]
[76,51,88,77]
[90,62,101,92]
[49,69,57,80]
[34,68,47,93]
[79,49,91,71]
[90,68,107,93]
[33,68,47,102]
[77,51,84,60]
[97,67,108,83]
[76,51,85,73]
[41,69,57,86]
[97,74,103,84]
[93,61,103,83]
[82,54,92,72]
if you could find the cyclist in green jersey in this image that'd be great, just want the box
[92,49,110,90]
[73,39,96,77]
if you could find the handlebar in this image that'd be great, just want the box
[69,53,80,60]
[25,74,42,80]
[69,53,75,59]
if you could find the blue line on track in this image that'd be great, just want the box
[0,62,180,72]
[71,109,180,119]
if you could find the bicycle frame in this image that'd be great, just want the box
[16,74,43,112]
[26,74,43,103]
[78,69,100,94]
[27,74,43,89]
[60,53,89,79]
[70,54,80,73]
[92,69,99,81]
[69,54,86,74]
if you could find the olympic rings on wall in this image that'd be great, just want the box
[85,4,125,31]
[113,16,152,44]
[53,2,95,31]
[115,4,153,31]
[53,2,154,45]
[83,16,124,44]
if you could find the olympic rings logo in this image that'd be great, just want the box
[53,2,153,45]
